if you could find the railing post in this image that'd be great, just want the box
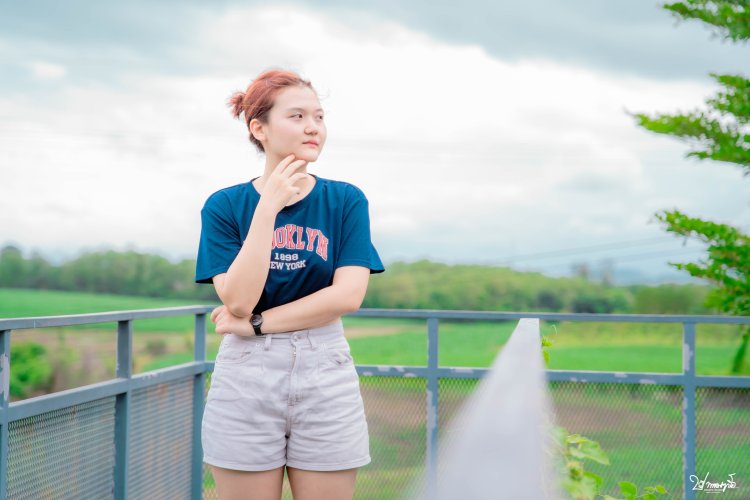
[114,320,133,500]
[683,322,696,500]
[0,330,10,500]
[426,318,439,500]
[192,313,207,500]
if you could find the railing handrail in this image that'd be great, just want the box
[351,308,750,324]
[3,306,750,332]
[430,318,561,499]
[0,305,215,330]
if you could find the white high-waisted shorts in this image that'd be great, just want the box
[201,317,371,472]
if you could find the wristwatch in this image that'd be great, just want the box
[250,313,264,336]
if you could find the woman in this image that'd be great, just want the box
[194,68,385,500]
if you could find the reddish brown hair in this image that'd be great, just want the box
[228,68,316,153]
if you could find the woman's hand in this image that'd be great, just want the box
[257,154,309,215]
[210,304,253,336]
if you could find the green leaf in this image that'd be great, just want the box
[577,440,610,465]
[655,485,667,494]
[619,481,637,497]
[569,447,587,459]
[551,426,568,447]
[566,434,587,444]
[561,477,596,500]
[567,460,583,480]
[583,471,603,492]
[643,493,658,500]
[566,473,599,500]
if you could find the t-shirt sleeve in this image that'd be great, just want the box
[335,186,385,274]
[195,193,242,284]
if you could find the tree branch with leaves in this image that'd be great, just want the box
[629,0,750,374]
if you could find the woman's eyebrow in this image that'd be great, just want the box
[286,107,324,112]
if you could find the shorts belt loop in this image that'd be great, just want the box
[264,334,272,350]
[307,330,319,350]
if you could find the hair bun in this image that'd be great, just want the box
[228,90,246,119]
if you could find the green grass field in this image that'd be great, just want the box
[2,287,748,376]
[0,287,204,332]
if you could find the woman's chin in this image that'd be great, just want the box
[296,151,321,162]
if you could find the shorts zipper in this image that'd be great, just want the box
[285,344,298,436]
[289,345,297,404]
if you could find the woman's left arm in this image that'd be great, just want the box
[211,266,371,335]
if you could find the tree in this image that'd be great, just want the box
[0,245,27,288]
[630,1,750,374]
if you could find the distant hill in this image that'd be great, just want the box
[0,244,714,314]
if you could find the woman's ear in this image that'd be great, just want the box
[249,118,266,143]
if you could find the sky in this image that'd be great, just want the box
[2,0,749,285]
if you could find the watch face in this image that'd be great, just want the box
[251,315,262,327]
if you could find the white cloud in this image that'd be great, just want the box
[1,4,747,276]
[26,60,66,80]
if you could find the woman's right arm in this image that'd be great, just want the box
[212,204,277,317]
[212,154,309,317]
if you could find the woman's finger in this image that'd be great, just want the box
[210,306,222,323]
[274,154,296,173]
[281,159,308,177]
[215,316,229,334]
[212,304,226,322]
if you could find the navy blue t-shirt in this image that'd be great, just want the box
[195,174,385,314]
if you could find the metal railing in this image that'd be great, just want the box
[0,306,210,500]
[422,318,561,500]
[0,307,748,499]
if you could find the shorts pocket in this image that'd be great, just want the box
[215,334,258,365]
[322,341,355,367]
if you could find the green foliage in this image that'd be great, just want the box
[631,73,750,169]
[10,341,53,399]
[3,248,712,315]
[632,283,711,314]
[654,211,750,373]
[546,340,669,499]
[663,0,750,43]
[631,0,750,373]
[556,425,669,499]
[542,334,553,366]
[0,247,202,300]
[654,212,750,313]
[363,259,635,313]
[571,294,616,314]
[0,246,27,288]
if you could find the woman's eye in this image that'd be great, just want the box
[290,113,324,120]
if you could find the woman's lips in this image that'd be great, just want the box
[303,142,318,147]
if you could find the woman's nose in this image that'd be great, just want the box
[305,118,321,134]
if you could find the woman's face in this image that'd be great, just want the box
[257,85,327,164]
